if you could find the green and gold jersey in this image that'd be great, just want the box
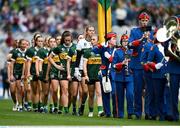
[11,48,26,75]
[84,48,101,80]
[37,47,50,77]
[7,48,17,63]
[52,43,74,72]
[25,46,39,75]
[67,43,77,76]
[50,48,61,74]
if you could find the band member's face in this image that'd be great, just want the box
[64,36,72,46]
[49,38,57,48]
[109,36,117,46]
[122,39,128,47]
[139,19,149,27]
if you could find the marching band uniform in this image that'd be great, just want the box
[147,43,167,121]
[128,12,154,119]
[113,34,134,119]
[93,32,117,117]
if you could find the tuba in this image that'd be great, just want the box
[156,16,180,62]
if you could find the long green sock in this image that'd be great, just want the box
[98,106,103,112]
[49,104,53,109]
[89,107,93,112]
[28,102,32,107]
[59,105,63,111]
[64,107,69,113]
[54,103,58,108]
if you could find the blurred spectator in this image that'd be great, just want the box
[0,63,10,98]
[5,31,14,47]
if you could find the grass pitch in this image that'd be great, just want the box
[0,99,179,126]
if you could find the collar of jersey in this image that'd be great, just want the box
[17,48,26,53]
[63,43,72,48]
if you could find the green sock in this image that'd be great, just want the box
[28,102,32,107]
[59,105,63,111]
[39,102,43,108]
[49,104,53,109]
[54,103,58,108]
[64,107,69,113]
[33,103,36,109]
[89,107,93,112]
[98,106,103,112]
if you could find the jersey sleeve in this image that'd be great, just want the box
[11,50,17,61]
[37,48,45,61]
[52,46,60,55]
[25,48,34,60]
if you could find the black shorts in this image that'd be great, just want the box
[32,75,39,81]
[71,77,79,82]
[86,79,100,85]
[14,74,22,80]
[59,71,68,80]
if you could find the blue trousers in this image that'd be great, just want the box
[115,81,134,118]
[100,76,116,117]
[153,78,166,120]
[169,73,180,121]
[133,69,144,117]
[144,72,156,117]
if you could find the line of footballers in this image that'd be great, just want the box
[7,26,106,117]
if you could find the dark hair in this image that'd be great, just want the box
[60,31,72,45]
[19,39,26,45]
[33,32,41,40]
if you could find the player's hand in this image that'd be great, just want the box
[67,74,72,81]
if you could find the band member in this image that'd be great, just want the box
[93,32,117,117]
[140,31,156,120]
[128,11,154,119]
[113,34,134,119]
[146,39,168,121]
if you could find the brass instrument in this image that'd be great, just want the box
[156,16,180,62]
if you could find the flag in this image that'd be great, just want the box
[98,0,112,43]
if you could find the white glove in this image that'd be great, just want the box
[155,63,163,70]
[104,51,111,59]
[74,68,81,81]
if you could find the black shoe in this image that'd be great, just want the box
[98,111,105,117]
[128,114,133,119]
[165,115,173,121]
[151,116,157,120]
[58,110,62,114]
[78,106,85,116]
[53,108,58,113]
[145,115,150,120]
[49,108,53,113]
[135,115,141,120]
